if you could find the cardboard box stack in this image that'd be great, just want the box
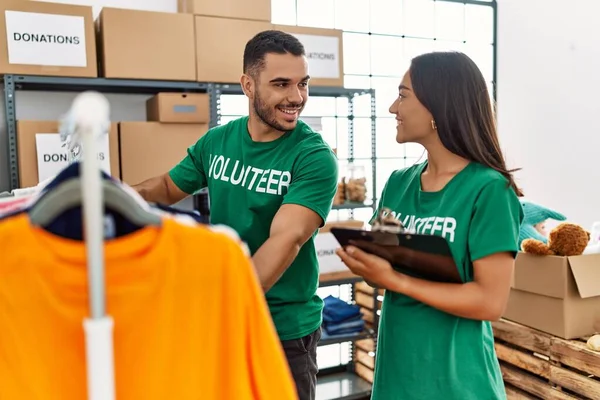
[16,121,119,188]
[15,103,210,189]
[5,0,346,194]
[0,0,346,85]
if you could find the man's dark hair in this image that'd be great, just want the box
[243,30,305,77]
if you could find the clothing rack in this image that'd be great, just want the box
[64,92,116,400]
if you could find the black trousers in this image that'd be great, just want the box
[280,328,321,400]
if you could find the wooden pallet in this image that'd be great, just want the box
[493,319,600,399]
[354,338,375,384]
[352,283,380,382]
[354,282,382,332]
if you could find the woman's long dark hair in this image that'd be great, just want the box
[410,51,523,197]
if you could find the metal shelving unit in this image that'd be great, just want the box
[2,74,210,192]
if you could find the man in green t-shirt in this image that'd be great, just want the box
[132,30,338,400]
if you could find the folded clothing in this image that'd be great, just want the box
[323,295,361,323]
[322,295,364,336]
[323,314,365,336]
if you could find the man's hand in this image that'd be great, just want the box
[252,204,323,292]
[132,173,189,205]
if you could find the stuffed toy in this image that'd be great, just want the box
[518,199,567,248]
[521,222,590,256]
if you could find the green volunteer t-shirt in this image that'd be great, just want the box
[370,161,523,400]
[169,116,338,341]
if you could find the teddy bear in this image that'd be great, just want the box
[518,199,566,249]
[521,222,590,256]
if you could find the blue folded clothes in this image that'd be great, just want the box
[324,316,365,336]
[334,313,363,323]
[322,295,361,323]
[322,295,365,336]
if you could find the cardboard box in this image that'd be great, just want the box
[273,25,344,87]
[316,220,365,274]
[503,252,600,339]
[178,0,271,22]
[194,16,273,83]
[17,120,119,188]
[0,0,97,77]
[146,93,210,123]
[119,122,208,185]
[97,8,196,81]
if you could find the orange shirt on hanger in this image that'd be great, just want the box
[0,214,297,400]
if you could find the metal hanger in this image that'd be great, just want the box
[28,89,161,228]
[28,177,162,227]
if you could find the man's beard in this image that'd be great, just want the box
[253,91,303,132]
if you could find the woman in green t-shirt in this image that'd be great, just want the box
[336,51,524,400]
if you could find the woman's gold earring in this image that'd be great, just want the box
[431,120,437,130]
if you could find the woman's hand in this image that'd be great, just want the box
[335,245,408,291]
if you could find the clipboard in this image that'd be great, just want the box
[330,227,463,284]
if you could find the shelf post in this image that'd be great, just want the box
[4,75,19,191]
[370,89,377,212]
[208,83,221,129]
[347,94,355,219]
